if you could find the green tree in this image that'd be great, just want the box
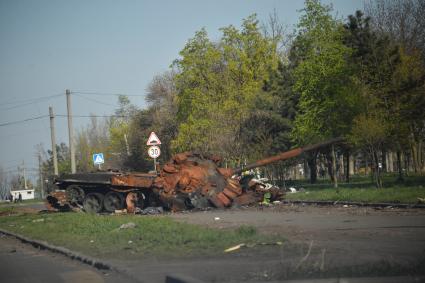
[145,71,179,161]
[42,143,71,176]
[109,95,139,169]
[75,116,110,172]
[344,10,408,182]
[126,109,156,171]
[349,114,389,188]
[246,59,299,170]
[291,0,359,184]
[392,48,425,174]
[172,15,279,161]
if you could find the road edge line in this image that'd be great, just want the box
[0,228,144,282]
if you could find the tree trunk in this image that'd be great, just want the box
[338,154,344,181]
[349,153,355,175]
[365,156,369,176]
[307,151,318,184]
[404,152,410,176]
[331,144,338,191]
[387,151,394,173]
[293,165,298,180]
[411,143,418,173]
[326,152,334,182]
[396,150,404,181]
[373,150,382,188]
[303,159,309,180]
[345,150,350,183]
[381,149,387,173]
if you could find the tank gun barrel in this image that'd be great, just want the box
[232,137,344,175]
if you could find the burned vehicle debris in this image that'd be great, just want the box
[46,138,342,213]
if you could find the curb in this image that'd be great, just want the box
[0,228,143,282]
[281,200,425,209]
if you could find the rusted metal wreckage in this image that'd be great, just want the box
[46,138,343,213]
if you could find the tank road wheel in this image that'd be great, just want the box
[66,185,85,205]
[83,193,104,213]
[103,192,125,212]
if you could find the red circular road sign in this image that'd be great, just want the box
[148,145,161,158]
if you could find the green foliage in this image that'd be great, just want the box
[349,114,388,148]
[42,143,71,176]
[145,71,179,161]
[172,15,279,159]
[291,0,359,146]
[126,109,155,171]
[40,2,425,178]
[75,116,110,172]
[246,61,298,158]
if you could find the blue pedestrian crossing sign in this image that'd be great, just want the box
[93,153,104,165]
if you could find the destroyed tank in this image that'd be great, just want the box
[46,138,342,213]
[47,171,158,213]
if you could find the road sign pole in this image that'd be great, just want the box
[147,133,161,173]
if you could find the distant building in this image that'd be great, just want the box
[11,189,35,200]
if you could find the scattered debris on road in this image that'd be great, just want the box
[224,241,284,253]
[137,206,163,215]
[224,243,246,253]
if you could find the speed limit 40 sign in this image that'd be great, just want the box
[148,145,161,159]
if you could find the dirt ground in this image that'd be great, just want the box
[112,204,425,282]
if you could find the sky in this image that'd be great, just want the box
[0,0,362,182]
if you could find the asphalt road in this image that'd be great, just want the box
[0,235,138,283]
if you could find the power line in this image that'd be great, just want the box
[56,114,129,118]
[0,114,129,128]
[73,93,117,107]
[72,91,143,97]
[0,93,62,106]
[0,94,62,111]
[0,115,48,127]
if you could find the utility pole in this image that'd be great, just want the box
[66,89,76,173]
[22,160,27,189]
[49,106,59,175]
[38,154,44,198]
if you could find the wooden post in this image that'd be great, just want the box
[49,107,58,176]
[66,89,76,173]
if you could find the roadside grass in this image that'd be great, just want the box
[0,199,44,206]
[285,187,425,203]
[0,209,284,260]
[284,175,425,203]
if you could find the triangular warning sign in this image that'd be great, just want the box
[146,132,161,145]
